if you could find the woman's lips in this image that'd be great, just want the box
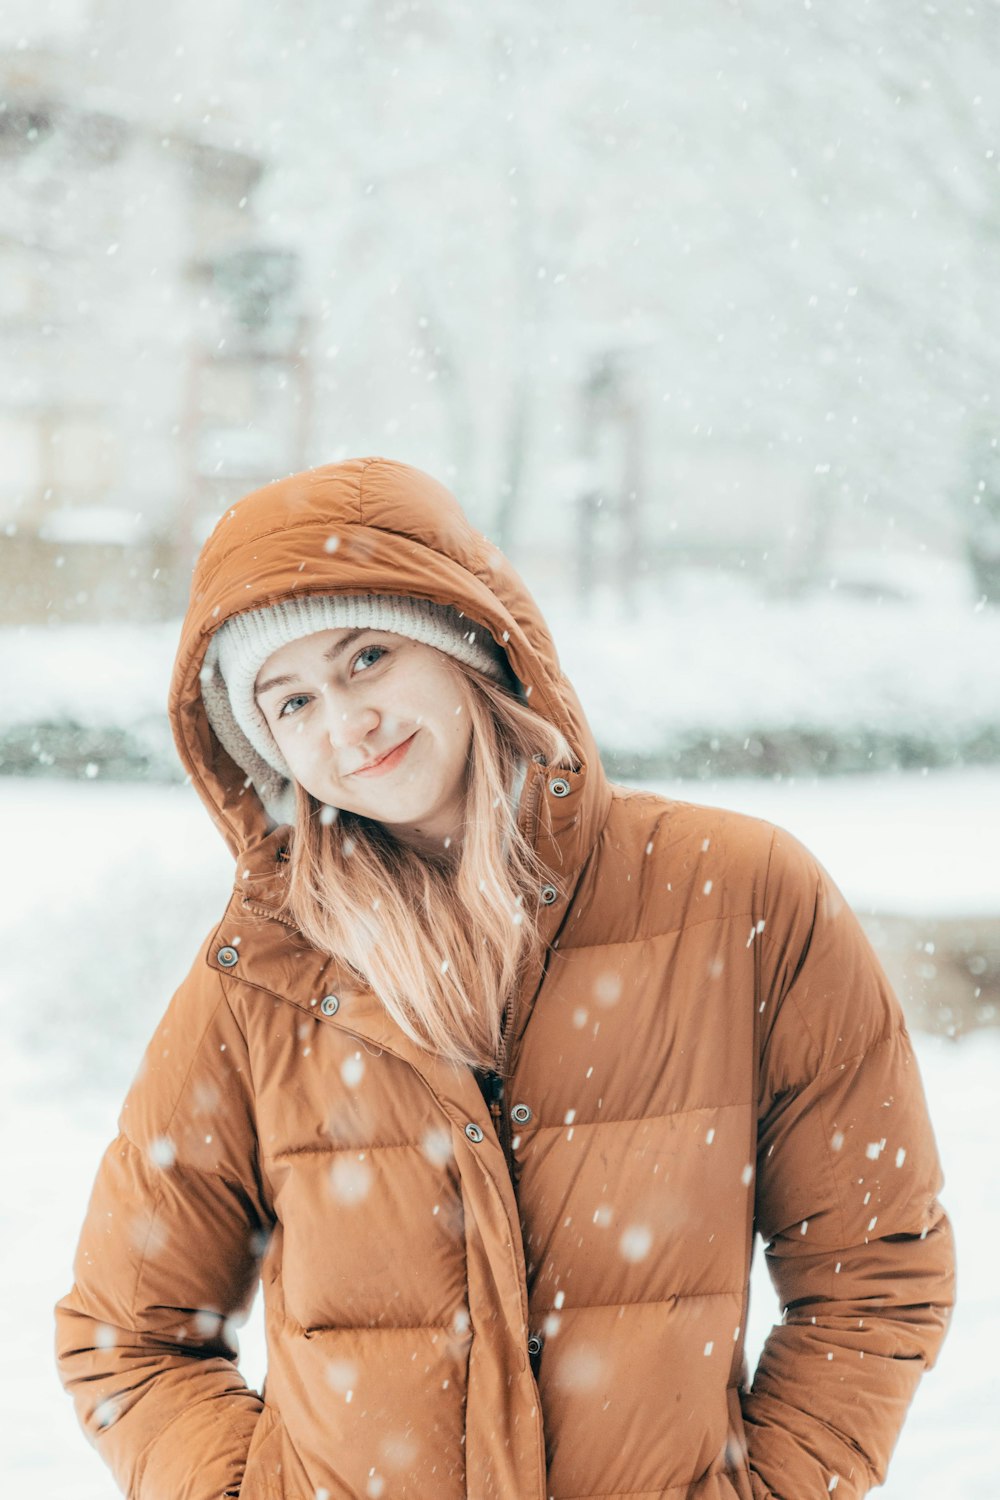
[350,732,417,778]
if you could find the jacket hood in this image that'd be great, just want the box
[169,456,609,872]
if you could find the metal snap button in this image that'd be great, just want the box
[527,1335,543,1357]
[464,1123,484,1143]
[320,994,340,1016]
[540,884,558,905]
[216,946,239,968]
[511,1103,532,1125]
[548,777,570,798]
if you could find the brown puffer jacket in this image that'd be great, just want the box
[56,457,954,1500]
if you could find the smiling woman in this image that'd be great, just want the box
[55,456,954,1500]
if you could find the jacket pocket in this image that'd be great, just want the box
[238,1405,285,1500]
[722,1387,770,1500]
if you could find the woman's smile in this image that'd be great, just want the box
[349,730,418,778]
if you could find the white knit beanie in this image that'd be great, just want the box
[200,594,512,804]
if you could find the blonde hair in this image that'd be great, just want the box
[279,664,574,1070]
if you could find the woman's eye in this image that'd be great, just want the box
[278,694,309,718]
[354,645,387,673]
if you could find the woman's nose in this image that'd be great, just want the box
[319,693,380,750]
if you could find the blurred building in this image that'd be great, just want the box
[1,0,987,625]
[0,43,311,623]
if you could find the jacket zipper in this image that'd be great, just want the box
[485,990,518,1175]
[484,1069,516,1179]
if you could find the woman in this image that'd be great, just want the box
[56,456,954,1500]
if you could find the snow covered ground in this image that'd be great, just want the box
[1,772,996,1496]
[549,583,1000,763]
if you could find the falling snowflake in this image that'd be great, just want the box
[94,1398,119,1429]
[619,1224,653,1262]
[330,1155,373,1205]
[421,1127,453,1167]
[554,1345,604,1392]
[593,972,622,1007]
[194,1309,222,1338]
[341,1053,365,1088]
[148,1136,176,1169]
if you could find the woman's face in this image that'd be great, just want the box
[255,628,473,855]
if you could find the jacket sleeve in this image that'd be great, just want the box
[741,828,955,1500]
[55,928,271,1500]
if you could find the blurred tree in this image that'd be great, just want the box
[6,0,999,592]
[965,427,1000,604]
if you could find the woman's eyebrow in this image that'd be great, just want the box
[255,628,370,698]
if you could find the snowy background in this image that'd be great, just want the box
[4,0,1000,592]
[4,0,1000,1494]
